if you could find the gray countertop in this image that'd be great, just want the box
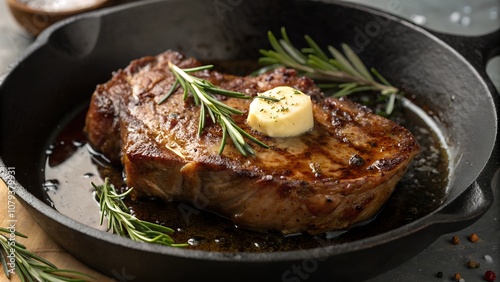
[1,0,499,281]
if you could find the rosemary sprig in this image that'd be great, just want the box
[92,178,187,247]
[0,227,92,281]
[258,27,403,115]
[159,62,268,156]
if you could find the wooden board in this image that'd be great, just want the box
[0,180,114,282]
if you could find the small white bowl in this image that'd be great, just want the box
[6,0,113,36]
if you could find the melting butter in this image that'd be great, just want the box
[247,86,314,137]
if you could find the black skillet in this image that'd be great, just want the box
[1,0,499,281]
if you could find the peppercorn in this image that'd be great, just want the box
[453,273,462,281]
[485,270,496,282]
[436,271,443,278]
[451,235,460,245]
[468,233,479,243]
[467,259,480,269]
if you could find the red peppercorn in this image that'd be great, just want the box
[485,270,496,282]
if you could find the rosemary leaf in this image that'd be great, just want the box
[199,105,206,135]
[315,83,338,89]
[259,49,315,73]
[235,126,268,148]
[385,92,397,114]
[341,43,374,82]
[15,247,57,269]
[327,58,345,71]
[333,83,358,97]
[304,34,329,61]
[334,85,379,97]
[206,86,250,98]
[267,31,297,65]
[188,82,201,106]
[254,95,282,102]
[206,95,244,115]
[313,69,353,82]
[307,55,337,72]
[280,39,308,64]
[0,229,92,281]
[0,228,28,238]
[174,72,190,101]
[371,67,393,87]
[181,65,214,72]
[163,61,268,156]
[14,262,30,282]
[257,53,279,65]
[328,45,361,77]
[158,79,179,104]
[258,27,404,115]
[93,179,187,247]
[219,121,229,154]
[1,248,9,279]
[221,116,245,146]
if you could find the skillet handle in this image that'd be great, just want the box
[427,28,500,94]
[429,29,500,229]
[429,164,499,233]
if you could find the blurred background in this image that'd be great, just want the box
[1,0,499,89]
[343,0,500,91]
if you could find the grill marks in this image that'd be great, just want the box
[84,50,419,234]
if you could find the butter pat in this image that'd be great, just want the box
[247,86,314,137]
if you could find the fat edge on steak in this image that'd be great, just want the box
[84,51,420,235]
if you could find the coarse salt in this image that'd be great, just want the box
[484,255,493,263]
[18,0,102,12]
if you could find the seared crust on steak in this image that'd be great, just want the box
[84,51,419,235]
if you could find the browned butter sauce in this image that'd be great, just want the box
[42,91,449,253]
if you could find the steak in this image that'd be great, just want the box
[84,50,419,235]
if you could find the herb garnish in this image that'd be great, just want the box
[158,29,402,157]
[258,27,403,115]
[0,227,92,281]
[159,62,268,156]
[93,178,187,247]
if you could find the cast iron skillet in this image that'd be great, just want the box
[1,0,499,281]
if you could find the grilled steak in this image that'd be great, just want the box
[84,50,419,235]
